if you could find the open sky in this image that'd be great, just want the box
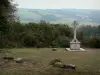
[15,0,100,9]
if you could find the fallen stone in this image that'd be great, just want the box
[49,58,61,65]
[66,64,76,70]
[54,62,65,68]
[14,58,24,63]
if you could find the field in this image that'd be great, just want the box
[18,8,100,25]
[0,48,100,75]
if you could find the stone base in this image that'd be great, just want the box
[65,48,86,52]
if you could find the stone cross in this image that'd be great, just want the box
[70,21,80,50]
[73,21,78,40]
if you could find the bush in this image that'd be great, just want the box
[55,36,70,48]
[89,37,100,48]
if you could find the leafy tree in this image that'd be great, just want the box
[0,0,17,33]
[0,0,17,48]
[89,36,100,48]
[55,36,70,48]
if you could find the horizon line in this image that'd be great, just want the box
[17,7,100,10]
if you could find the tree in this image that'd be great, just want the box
[89,36,100,48]
[0,0,17,34]
[0,0,17,48]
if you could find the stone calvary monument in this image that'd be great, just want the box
[70,21,80,50]
[66,21,85,51]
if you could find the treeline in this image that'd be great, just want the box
[78,25,100,48]
[0,21,72,48]
[0,21,100,48]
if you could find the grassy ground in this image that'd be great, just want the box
[0,48,100,75]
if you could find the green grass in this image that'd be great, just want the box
[0,48,100,75]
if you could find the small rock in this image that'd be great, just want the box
[52,48,57,51]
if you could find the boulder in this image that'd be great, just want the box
[49,58,61,65]
[66,64,76,70]
[54,62,65,68]
[49,59,76,70]
[14,58,24,63]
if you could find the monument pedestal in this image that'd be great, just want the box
[70,39,80,50]
[66,39,85,51]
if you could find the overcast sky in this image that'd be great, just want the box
[15,0,100,9]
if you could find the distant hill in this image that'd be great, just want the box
[18,8,100,25]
